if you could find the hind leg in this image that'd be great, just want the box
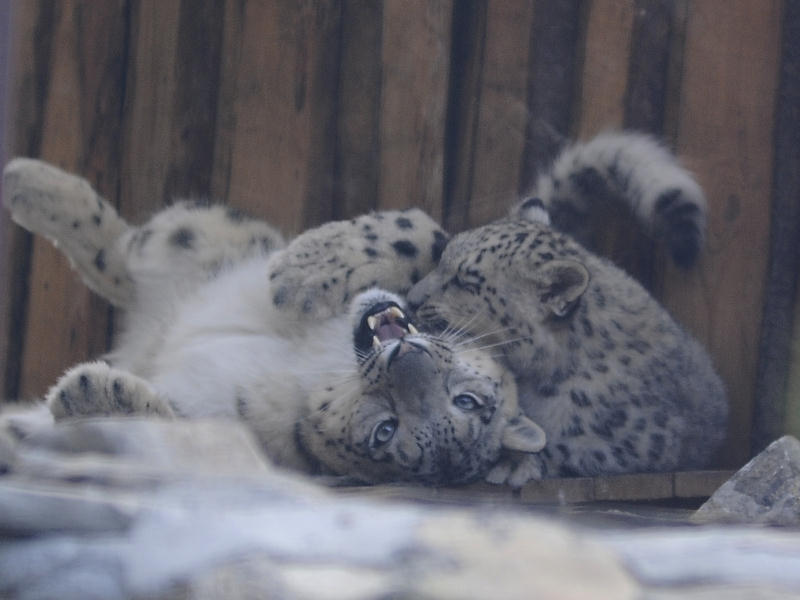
[3,158,134,307]
[47,362,174,420]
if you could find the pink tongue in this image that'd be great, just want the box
[376,321,406,341]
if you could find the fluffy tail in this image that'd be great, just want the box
[510,132,707,268]
[3,158,134,307]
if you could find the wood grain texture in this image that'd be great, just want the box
[576,0,634,138]
[667,0,782,466]
[755,0,800,450]
[1,0,40,401]
[12,1,127,399]
[466,0,535,227]
[378,0,451,220]
[517,0,585,193]
[333,0,383,219]
[119,0,181,220]
[212,0,341,233]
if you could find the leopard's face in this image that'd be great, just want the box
[298,290,545,485]
[407,220,591,377]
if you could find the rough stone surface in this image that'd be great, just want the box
[693,435,800,526]
[1,417,800,599]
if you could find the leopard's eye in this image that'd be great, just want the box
[370,418,397,448]
[453,393,483,412]
[452,273,480,294]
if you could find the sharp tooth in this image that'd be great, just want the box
[367,315,378,331]
[372,335,382,350]
[388,306,405,319]
[408,323,419,335]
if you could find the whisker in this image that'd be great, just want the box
[462,336,533,352]
[451,326,517,348]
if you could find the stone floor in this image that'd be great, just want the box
[1,417,799,599]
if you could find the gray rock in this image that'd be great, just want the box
[693,435,800,526]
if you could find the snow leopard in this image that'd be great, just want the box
[409,132,728,487]
[2,158,545,485]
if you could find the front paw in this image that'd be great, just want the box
[47,361,174,420]
[486,453,548,488]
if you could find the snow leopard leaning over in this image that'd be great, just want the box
[409,132,728,487]
[2,158,545,485]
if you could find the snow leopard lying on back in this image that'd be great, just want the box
[409,133,728,486]
[2,159,545,485]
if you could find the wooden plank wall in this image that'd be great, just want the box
[1,0,797,470]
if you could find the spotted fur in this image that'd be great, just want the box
[409,218,728,486]
[3,158,544,484]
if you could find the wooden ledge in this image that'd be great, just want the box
[334,470,735,505]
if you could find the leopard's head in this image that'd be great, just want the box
[407,220,591,378]
[298,289,546,485]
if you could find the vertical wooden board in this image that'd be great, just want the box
[441,0,485,234]
[17,0,127,398]
[333,0,382,220]
[575,0,634,138]
[755,0,800,449]
[119,0,181,221]
[463,0,535,228]
[667,0,782,466]
[378,0,451,220]
[786,289,800,438]
[623,0,675,135]
[121,0,224,215]
[161,0,225,202]
[1,0,40,400]
[212,0,341,235]
[517,0,585,193]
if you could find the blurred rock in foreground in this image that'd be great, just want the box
[694,435,800,526]
[1,417,799,599]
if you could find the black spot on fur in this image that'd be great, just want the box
[94,249,106,272]
[272,287,288,306]
[655,188,702,268]
[226,206,248,222]
[648,433,666,461]
[432,230,448,262]
[570,166,608,196]
[395,216,414,229]
[236,395,248,418]
[392,240,418,258]
[92,214,102,226]
[364,247,379,258]
[169,227,195,250]
[580,317,594,337]
[570,390,591,407]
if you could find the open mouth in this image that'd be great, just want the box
[354,301,419,357]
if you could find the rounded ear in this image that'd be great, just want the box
[533,259,590,318]
[502,415,546,453]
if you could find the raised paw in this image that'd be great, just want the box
[486,453,547,489]
[3,158,134,306]
[268,209,447,323]
[46,361,174,420]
